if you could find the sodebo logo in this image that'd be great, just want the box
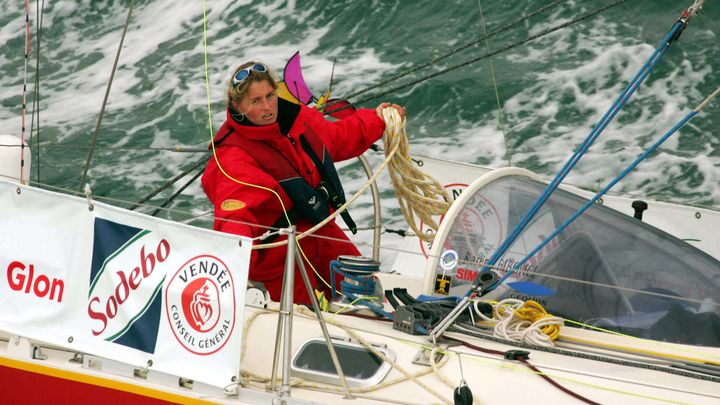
[165,255,235,355]
[87,218,169,354]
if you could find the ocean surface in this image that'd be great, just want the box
[1,0,718,260]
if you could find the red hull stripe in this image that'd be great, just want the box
[0,356,219,404]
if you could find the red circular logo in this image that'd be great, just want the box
[165,255,236,355]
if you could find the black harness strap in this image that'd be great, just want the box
[299,135,357,234]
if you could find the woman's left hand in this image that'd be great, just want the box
[376,102,406,121]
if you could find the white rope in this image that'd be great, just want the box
[469,298,564,348]
[252,107,404,249]
[429,348,484,405]
[382,108,451,243]
[240,307,453,404]
[686,0,704,18]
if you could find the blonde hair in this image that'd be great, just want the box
[226,61,278,107]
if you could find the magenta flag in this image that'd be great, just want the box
[283,51,315,105]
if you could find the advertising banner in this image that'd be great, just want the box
[0,179,251,388]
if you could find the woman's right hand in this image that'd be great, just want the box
[376,102,406,121]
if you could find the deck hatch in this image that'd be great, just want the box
[291,337,394,387]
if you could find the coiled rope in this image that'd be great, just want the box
[254,108,449,249]
[382,109,450,243]
[494,300,563,347]
[29,0,46,183]
[474,299,563,347]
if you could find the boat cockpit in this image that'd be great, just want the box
[425,169,720,346]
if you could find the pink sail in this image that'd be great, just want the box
[283,51,315,105]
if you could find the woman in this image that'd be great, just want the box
[202,61,405,305]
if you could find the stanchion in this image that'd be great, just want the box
[270,226,297,400]
[268,226,354,402]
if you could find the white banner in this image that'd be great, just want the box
[0,178,251,388]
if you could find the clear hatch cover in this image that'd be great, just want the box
[431,174,720,346]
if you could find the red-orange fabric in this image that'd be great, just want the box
[202,104,384,304]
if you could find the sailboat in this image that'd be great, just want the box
[1,0,719,404]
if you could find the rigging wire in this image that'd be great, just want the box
[479,11,689,294]
[29,0,46,183]
[129,158,207,210]
[343,0,628,108]
[78,0,136,192]
[30,143,209,152]
[499,85,720,287]
[476,0,512,167]
[342,0,570,102]
[20,0,31,183]
[149,166,204,217]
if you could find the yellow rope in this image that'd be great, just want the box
[201,0,342,294]
[382,109,450,242]
[562,318,720,363]
[514,300,562,341]
[475,299,564,346]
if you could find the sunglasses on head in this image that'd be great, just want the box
[232,63,268,87]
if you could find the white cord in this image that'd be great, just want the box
[470,298,564,348]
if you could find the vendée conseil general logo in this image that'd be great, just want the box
[87,217,170,354]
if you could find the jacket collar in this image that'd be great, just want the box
[225,97,300,140]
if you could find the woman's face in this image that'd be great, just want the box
[236,80,278,125]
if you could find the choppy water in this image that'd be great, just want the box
[1,0,718,257]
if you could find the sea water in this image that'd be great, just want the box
[0,0,718,260]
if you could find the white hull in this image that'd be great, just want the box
[1,157,719,404]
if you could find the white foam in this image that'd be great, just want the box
[0,0,717,253]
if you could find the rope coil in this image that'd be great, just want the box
[473,298,564,347]
[330,256,381,299]
[382,109,450,242]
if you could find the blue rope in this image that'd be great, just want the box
[498,109,699,286]
[472,19,686,296]
[329,259,394,319]
[330,260,379,298]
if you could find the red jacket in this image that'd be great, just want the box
[201,99,385,303]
